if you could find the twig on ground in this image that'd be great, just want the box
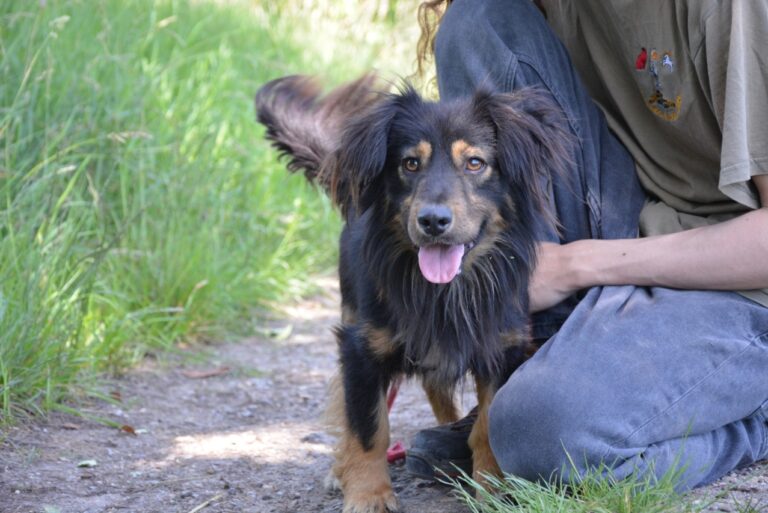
[186,493,224,513]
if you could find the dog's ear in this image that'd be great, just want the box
[472,88,573,229]
[255,74,382,202]
[326,90,408,214]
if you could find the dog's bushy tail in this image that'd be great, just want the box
[255,75,382,203]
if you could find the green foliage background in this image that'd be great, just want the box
[0,0,419,417]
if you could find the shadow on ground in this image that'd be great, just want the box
[1,283,766,513]
[0,284,469,513]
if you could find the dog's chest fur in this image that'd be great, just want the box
[340,209,530,387]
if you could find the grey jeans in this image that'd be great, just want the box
[435,0,768,490]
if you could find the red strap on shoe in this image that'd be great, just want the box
[387,441,406,463]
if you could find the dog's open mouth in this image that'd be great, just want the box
[417,241,477,284]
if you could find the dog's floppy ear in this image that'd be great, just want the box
[255,74,382,202]
[473,88,573,229]
[327,90,405,215]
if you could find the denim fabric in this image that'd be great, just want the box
[435,0,768,490]
[489,287,768,490]
[436,0,645,342]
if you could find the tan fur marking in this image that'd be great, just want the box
[462,209,506,268]
[443,192,470,235]
[451,140,494,185]
[469,378,502,487]
[400,140,432,174]
[500,329,528,350]
[501,329,540,364]
[451,139,470,167]
[451,140,489,168]
[423,383,460,425]
[364,325,396,359]
[416,140,432,162]
[329,385,398,513]
[399,142,431,183]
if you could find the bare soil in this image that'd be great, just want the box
[1,280,766,513]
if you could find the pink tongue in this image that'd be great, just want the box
[418,244,465,284]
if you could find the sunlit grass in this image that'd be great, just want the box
[447,454,768,513]
[448,464,709,513]
[0,0,416,418]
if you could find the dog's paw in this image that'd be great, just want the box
[324,470,342,493]
[342,489,400,513]
[471,463,502,492]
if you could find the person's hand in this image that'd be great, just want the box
[530,185,768,312]
[528,241,584,312]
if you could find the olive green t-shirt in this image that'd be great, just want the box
[541,0,768,307]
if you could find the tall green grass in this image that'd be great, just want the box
[0,0,417,418]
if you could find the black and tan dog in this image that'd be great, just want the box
[256,76,570,513]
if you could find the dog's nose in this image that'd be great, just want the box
[417,205,453,236]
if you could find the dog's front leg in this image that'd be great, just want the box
[469,339,532,489]
[331,325,399,513]
[468,376,502,486]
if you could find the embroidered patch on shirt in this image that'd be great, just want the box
[636,47,681,121]
[635,47,647,70]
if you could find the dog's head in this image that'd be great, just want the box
[328,85,571,284]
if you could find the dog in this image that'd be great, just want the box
[255,75,571,513]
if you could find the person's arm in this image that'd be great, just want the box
[529,174,768,312]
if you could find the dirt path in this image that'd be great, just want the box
[1,281,766,513]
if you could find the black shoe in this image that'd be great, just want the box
[405,406,478,481]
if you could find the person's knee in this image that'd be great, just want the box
[487,365,606,482]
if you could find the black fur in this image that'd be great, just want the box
[256,76,571,451]
[337,324,392,451]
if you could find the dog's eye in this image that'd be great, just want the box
[402,157,420,173]
[466,157,486,173]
